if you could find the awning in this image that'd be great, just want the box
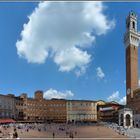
[0,119,15,123]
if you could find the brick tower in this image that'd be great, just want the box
[124,11,140,105]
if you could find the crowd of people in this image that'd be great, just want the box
[0,121,129,139]
[0,122,80,138]
[101,121,135,138]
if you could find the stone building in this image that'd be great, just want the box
[0,91,124,123]
[66,100,97,123]
[19,91,48,122]
[46,99,67,123]
[97,101,123,123]
[14,96,24,120]
[19,94,98,123]
[17,92,98,123]
[124,11,140,109]
[119,108,133,128]
[130,88,140,127]
[124,11,140,127]
[0,89,125,124]
[0,94,15,119]
[17,91,67,123]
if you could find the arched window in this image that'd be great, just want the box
[120,114,123,126]
[126,114,131,126]
[132,21,135,29]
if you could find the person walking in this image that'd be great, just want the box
[13,131,18,138]
[52,132,55,138]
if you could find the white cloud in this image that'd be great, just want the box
[119,96,126,105]
[96,67,105,79]
[75,65,87,77]
[44,88,74,99]
[16,2,115,75]
[54,47,90,72]
[107,91,126,105]
[138,78,140,87]
[107,91,119,101]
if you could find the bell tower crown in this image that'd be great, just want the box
[124,11,140,48]
[126,11,137,32]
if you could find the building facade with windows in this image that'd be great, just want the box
[19,91,48,122]
[14,96,24,120]
[66,100,97,123]
[97,102,123,123]
[0,94,15,119]
[46,99,67,123]
[0,91,124,124]
[18,91,67,123]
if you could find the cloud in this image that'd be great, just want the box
[107,91,119,101]
[107,91,126,105]
[44,88,74,99]
[54,47,90,72]
[119,96,126,105]
[75,65,87,77]
[16,2,115,75]
[138,79,140,87]
[96,67,105,79]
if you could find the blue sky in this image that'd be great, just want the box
[0,2,140,104]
